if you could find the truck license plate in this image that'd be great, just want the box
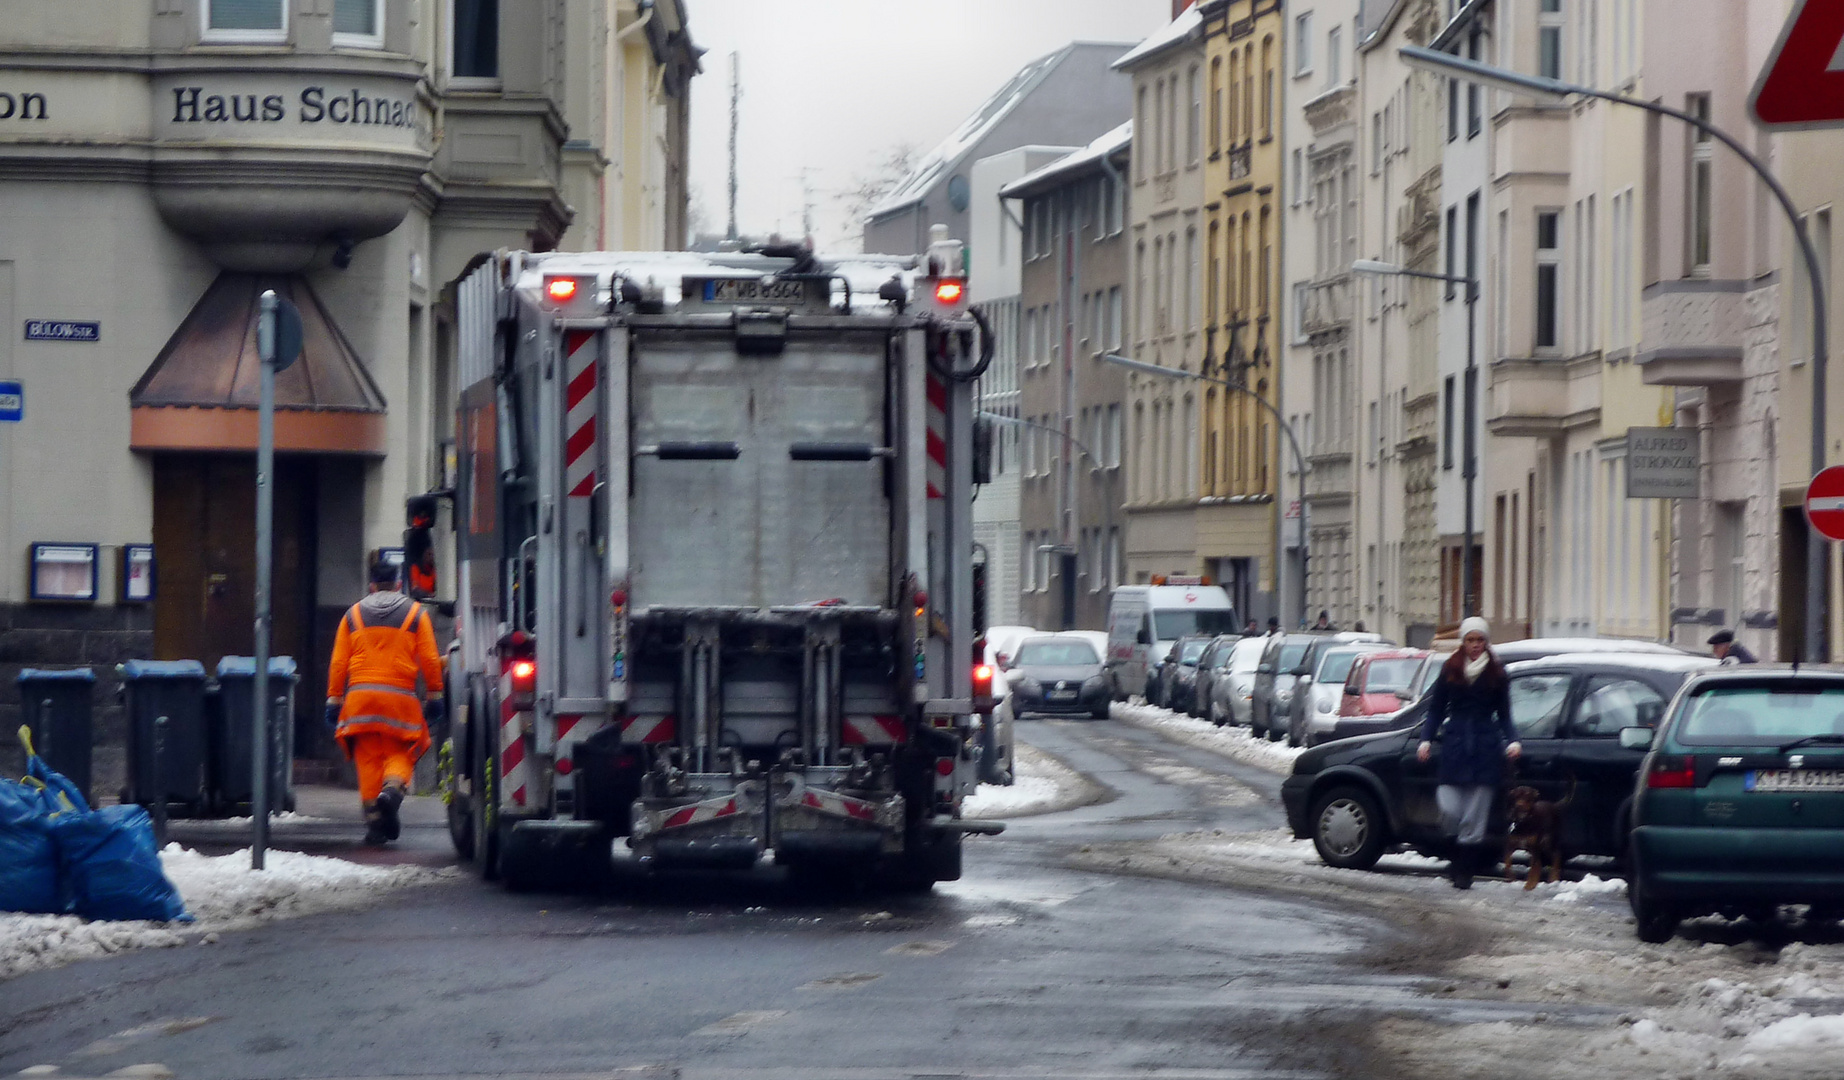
[1747,769,1844,792]
[702,278,808,304]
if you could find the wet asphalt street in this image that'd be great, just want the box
[2,719,1457,1080]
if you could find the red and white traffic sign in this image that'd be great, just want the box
[1806,466,1844,540]
[1751,0,1844,129]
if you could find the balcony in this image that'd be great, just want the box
[1634,279,1751,385]
[1305,448,1353,503]
[1486,356,1602,438]
[1298,274,1351,337]
[1302,84,1355,138]
[1228,144,1251,182]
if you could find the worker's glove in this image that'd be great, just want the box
[323,700,341,734]
[423,698,446,727]
[1506,741,1523,760]
[1416,740,1432,763]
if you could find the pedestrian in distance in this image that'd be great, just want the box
[1708,629,1758,664]
[1266,616,1281,635]
[1243,619,1260,636]
[325,560,445,846]
[1312,610,1334,631]
[1417,616,1521,890]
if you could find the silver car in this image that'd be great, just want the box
[1207,635,1268,727]
[1294,643,1390,745]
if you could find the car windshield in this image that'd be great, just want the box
[1230,638,1267,669]
[1365,658,1422,692]
[1675,685,1844,745]
[1178,639,1210,663]
[1277,642,1310,671]
[1016,640,1100,666]
[1417,654,1449,694]
[1154,609,1240,641]
[1316,650,1366,682]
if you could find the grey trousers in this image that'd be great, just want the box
[1436,783,1496,846]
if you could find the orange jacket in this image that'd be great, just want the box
[327,592,443,754]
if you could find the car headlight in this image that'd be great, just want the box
[1317,699,1334,713]
[1276,689,1292,704]
[1084,675,1108,689]
[1016,676,1041,694]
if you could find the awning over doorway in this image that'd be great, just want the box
[131,273,388,454]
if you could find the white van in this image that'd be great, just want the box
[1105,583,1240,699]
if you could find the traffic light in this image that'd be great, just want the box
[404,495,437,599]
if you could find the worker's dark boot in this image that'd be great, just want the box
[1448,847,1475,890]
[362,801,389,846]
[376,780,406,841]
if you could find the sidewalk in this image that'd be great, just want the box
[158,783,460,870]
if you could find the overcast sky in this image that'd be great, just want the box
[684,0,1174,250]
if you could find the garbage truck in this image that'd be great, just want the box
[428,229,1002,890]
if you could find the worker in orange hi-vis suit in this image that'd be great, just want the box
[325,560,444,845]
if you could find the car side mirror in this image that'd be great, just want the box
[1292,665,1312,677]
[1394,688,1415,701]
[1136,629,1150,645]
[1258,663,1272,674]
[1344,683,1361,695]
[1618,726,1656,751]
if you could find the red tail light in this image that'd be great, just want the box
[935,757,956,777]
[972,664,994,700]
[544,276,580,302]
[1647,755,1697,789]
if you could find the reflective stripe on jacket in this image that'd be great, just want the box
[328,595,443,753]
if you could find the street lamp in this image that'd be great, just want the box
[1351,259,1481,619]
[1400,42,1833,661]
[1100,352,1309,626]
[980,411,1116,630]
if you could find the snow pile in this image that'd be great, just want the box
[1544,873,1626,905]
[1111,701,1306,775]
[964,743,1090,818]
[0,845,456,981]
[1738,1013,1844,1053]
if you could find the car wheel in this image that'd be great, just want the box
[1629,864,1678,944]
[1090,703,1110,720]
[1265,719,1284,742]
[1310,786,1387,870]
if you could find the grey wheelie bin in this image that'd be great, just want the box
[210,656,298,815]
[119,659,208,816]
[17,667,96,804]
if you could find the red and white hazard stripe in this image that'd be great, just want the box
[660,795,742,830]
[498,671,530,810]
[563,329,597,498]
[925,372,947,499]
[840,714,907,746]
[621,714,676,744]
[798,787,879,823]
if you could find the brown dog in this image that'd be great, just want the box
[1502,784,1568,889]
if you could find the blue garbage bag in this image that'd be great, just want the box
[0,776,64,915]
[51,804,191,923]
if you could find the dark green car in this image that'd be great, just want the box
[1627,668,1844,942]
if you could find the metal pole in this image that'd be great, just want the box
[1462,286,1478,619]
[253,290,276,870]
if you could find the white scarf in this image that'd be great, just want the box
[1462,651,1491,684]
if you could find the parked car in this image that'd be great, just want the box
[1145,640,1178,707]
[1004,634,1112,719]
[1281,652,1718,872]
[1208,634,1270,727]
[1628,667,1844,942]
[1190,635,1242,719]
[1293,642,1395,746]
[1276,632,1391,745]
[1105,584,1239,700]
[982,625,1038,670]
[1252,633,1318,741]
[1160,635,1217,715]
[1338,649,1433,720]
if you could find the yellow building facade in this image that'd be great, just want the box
[1200,0,1285,614]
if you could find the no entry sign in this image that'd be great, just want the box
[1806,466,1844,540]
[1751,0,1844,129]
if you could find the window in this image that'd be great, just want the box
[1296,12,1314,75]
[1447,74,1459,142]
[333,0,382,46]
[1444,205,1458,300]
[1262,37,1276,138]
[1188,65,1201,165]
[1467,27,1482,136]
[1442,375,1455,469]
[1687,93,1713,273]
[1022,532,1036,592]
[1509,673,1572,739]
[1465,191,1480,300]
[1185,228,1199,331]
[1574,676,1668,735]
[453,0,500,79]
[1291,148,1303,207]
[1537,210,1561,349]
[1107,404,1122,467]
[1136,86,1149,182]
[1326,25,1342,88]
[1540,0,1564,80]
[1210,59,1223,156]
[1108,286,1123,349]
[204,0,285,40]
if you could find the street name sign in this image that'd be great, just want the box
[0,381,20,422]
[1751,0,1844,129]
[1626,427,1698,499]
[1807,466,1844,541]
[23,320,99,342]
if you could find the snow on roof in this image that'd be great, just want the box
[999,121,1132,199]
[1111,4,1204,71]
[869,44,1092,220]
[1508,652,1720,674]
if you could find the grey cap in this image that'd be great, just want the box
[1707,629,1735,646]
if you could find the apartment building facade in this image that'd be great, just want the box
[0,0,695,777]
[1005,128,1132,631]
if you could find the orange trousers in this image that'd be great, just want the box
[347,732,422,802]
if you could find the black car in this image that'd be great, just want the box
[1281,653,1718,870]
[1006,634,1112,719]
[1155,635,1215,714]
[1145,641,1177,707]
[1190,634,1242,719]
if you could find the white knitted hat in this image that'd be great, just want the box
[1458,616,1491,642]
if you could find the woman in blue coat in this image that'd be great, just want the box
[1417,616,1522,888]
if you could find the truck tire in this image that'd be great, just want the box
[472,738,501,882]
[442,737,475,860]
[1310,786,1387,870]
